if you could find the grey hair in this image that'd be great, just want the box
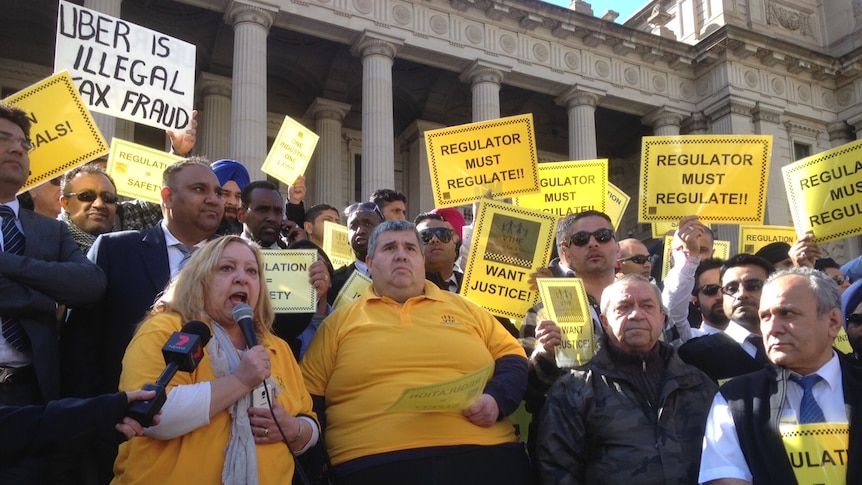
[766,266,840,318]
[367,219,423,259]
[600,274,664,315]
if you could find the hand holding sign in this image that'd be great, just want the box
[462,394,499,428]
[166,109,197,156]
[788,233,821,268]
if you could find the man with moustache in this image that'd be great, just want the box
[328,201,384,304]
[538,275,716,484]
[58,165,119,253]
[678,254,775,382]
[689,258,730,337]
[699,267,862,485]
[210,159,250,235]
[303,203,340,248]
[841,280,862,360]
[415,212,462,292]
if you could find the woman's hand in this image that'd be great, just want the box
[248,398,299,445]
[234,345,271,390]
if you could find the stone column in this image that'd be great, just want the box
[842,118,862,263]
[351,32,402,199]
[84,0,120,145]
[643,106,685,136]
[459,61,508,122]
[402,120,444,215]
[228,2,274,180]
[752,102,786,228]
[681,112,710,135]
[305,98,352,207]
[196,73,232,161]
[556,86,604,161]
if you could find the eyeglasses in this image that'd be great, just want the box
[832,274,848,286]
[569,228,615,247]
[618,254,649,265]
[721,279,765,296]
[65,190,119,205]
[698,284,721,296]
[0,131,33,152]
[847,313,862,326]
[419,227,453,244]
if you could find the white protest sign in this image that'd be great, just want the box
[54,0,195,130]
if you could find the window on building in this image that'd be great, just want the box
[794,142,811,161]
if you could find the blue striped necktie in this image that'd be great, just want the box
[790,374,826,424]
[176,243,198,271]
[0,205,30,352]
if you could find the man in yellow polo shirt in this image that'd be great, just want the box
[301,219,532,484]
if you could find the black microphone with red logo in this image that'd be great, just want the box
[126,320,212,427]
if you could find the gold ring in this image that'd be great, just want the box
[264,428,269,437]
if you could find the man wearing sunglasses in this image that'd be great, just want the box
[58,165,120,253]
[0,102,107,482]
[700,267,862,485]
[688,258,730,338]
[841,279,862,360]
[615,239,653,279]
[678,254,775,382]
[415,212,462,293]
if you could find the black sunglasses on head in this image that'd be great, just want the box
[618,255,649,265]
[721,279,765,296]
[419,227,454,244]
[569,228,615,247]
[65,190,119,204]
[698,284,721,296]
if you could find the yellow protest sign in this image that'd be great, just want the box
[651,220,712,239]
[738,225,797,255]
[783,139,862,243]
[661,236,730,281]
[425,114,539,208]
[261,115,319,186]
[513,160,607,218]
[639,135,772,224]
[323,221,353,269]
[333,271,372,310]
[3,71,108,191]
[536,278,595,367]
[781,423,848,485]
[606,182,629,230]
[107,138,182,203]
[460,200,556,319]
[834,327,852,355]
[262,250,317,313]
[386,365,493,413]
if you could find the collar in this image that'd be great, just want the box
[240,228,279,250]
[1,199,20,218]
[724,320,759,345]
[699,321,724,335]
[161,220,206,249]
[366,280,446,303]
[789,351,842,393]
[355,260,369,276]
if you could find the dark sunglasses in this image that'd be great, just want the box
[419,227,454,244]
[847,313,862,326]
[721,279,765,296]
[618,255,649,265]
[569,228,615,247]
[65,190,119,204]
[832,274,848,286]
[698,284,721,296]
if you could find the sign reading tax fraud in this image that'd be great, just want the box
[460,200,556,319]
[782,139,862,243]
[639,135,772,224]
[54,0,195,130]
[425,114,539,208]
[513,160,607,218]
[3,71,109,192]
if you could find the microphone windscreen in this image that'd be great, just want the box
[232,303,254,324]
[181,320,212,346]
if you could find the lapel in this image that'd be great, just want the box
[139,225,171,292]
[18,208,46,259]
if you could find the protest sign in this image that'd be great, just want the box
[261,116,319,186]
[333,271,372,309]
[780,423,848,485]
[261,250,317,313]
[513,159,607,217]
[107,138,182,203]
[536,278,595,367]
[323,221,353,270]
[782,139,862,243]
[606,182,629,230]
[738,225,797,255]
[460,200,556,319]
[425,114,539,208]
[386,365,492,413]
[3,71,108,191]
[639,135,772,224]
[54,0,195,130]
[661,236,730,281]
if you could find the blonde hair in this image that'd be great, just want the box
[153,236,275,339]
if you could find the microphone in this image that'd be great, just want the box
[126,320,211,427]
[232,303,257,348]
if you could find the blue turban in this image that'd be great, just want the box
[210,159,250,190]
[841,279,862,330]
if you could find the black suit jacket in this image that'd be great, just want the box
[0,208,105,402]
[61,226,171,397]
[328,262,357,306]
[678,331,769,382]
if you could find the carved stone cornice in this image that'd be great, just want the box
[826,121,853,142]
[227,1,275,30]
[751,102,783,124]
[681,112,711,134]
[783,120,820,138]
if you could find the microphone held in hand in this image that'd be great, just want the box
[232,303,257,348]
[126,321,211,427]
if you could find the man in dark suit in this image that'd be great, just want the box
[678,254,775,382]
[328,201,383,304]
[0,102,107,482]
